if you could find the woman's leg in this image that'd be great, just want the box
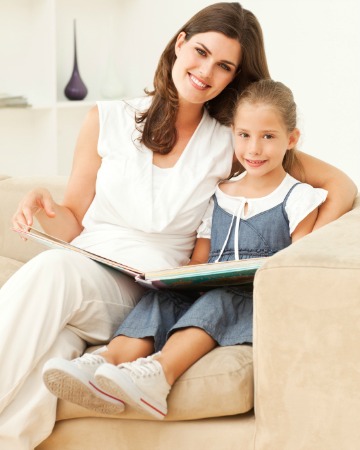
[0,249,144,449]
[0,328,84,450]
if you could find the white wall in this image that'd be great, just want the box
[2,1,358,185]
[116,0,360,187]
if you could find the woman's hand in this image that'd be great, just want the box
[12,105,101,242]
[12,188,56,231]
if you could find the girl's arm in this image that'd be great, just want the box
[292,151,357,229]
[188,238,211,265]
[13,106,101,242]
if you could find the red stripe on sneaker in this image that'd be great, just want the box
[89,381,125,405]
[140,398,166,416]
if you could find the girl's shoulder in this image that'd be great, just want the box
[285,174,328,202]
[285,174,328,233]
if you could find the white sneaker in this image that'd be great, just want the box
[95,357,171,420]
[42,353,125,415]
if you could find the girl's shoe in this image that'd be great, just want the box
[95,357,171,419]
[42,353,125,415]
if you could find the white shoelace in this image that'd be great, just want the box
[75,353,105,366]
[119,359,161,378]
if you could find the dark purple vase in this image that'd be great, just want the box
[64,20,88,101]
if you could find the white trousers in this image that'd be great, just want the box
[0,249,145,450]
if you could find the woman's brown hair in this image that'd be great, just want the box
[136,2,270,154]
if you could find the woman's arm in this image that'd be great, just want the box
[13,106,101,242]
[291,208,319,242]
[292,151,357,229]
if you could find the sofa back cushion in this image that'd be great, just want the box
[0,176,67,265]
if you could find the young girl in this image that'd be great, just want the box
[43,79,328,419]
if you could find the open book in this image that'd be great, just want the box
[13,226,266,290]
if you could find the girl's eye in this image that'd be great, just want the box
[196,48,206,56]
[237,132,249,138]
[263,134,273,140]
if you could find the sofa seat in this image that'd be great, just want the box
[1,175,359,450]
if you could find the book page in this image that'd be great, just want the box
[13,225,143,278]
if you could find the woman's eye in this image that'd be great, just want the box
[219,63,231,72]
[196,48,206,56]
[237,132,248,138]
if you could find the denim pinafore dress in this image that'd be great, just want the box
[115,185,298,350]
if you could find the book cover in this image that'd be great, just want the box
[140,258,263,290]
[13,225,266,289]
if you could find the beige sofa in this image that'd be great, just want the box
[1,175,359,450]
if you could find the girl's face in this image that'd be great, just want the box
[172,31,241,106]
[233,102,299,180]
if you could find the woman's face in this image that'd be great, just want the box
[172,31,241,106]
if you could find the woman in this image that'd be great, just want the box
[0,3,356,449]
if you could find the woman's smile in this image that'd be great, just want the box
[188,73,210,90]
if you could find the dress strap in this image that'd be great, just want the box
[282,182,302,221]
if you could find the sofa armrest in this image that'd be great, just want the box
[253,196,360,450]
[0,176,67,264]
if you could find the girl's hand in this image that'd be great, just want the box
[12,188,56,231]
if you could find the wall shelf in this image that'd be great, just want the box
[0,0,126,177]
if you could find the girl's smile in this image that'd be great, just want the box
[245,159,267,168]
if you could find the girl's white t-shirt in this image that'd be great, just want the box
[198,173,328,238]
[71,97,234,272]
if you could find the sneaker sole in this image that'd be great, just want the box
[95,366,166,420]
[43,364,125,415]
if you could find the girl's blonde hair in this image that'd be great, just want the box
[231,79,305,179]
[136,2,270,154]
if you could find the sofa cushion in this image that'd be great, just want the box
[57,344,254,421]
[0,255,23,288]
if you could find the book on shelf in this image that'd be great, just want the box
[13,225,266,290]
[0,94,31,108]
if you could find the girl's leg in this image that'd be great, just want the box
[94,327,216,420]
[95,288,251,420]
[0,249,143,449]
[101,335,155,365]
[160,286,253,384]
[155,327,217,385]
[99,288,196,366]
[42,289,189,415]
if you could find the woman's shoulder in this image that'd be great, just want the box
[96,96,151,115]
[96,96,152,130]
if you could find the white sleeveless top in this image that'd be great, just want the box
[71,97,234,272]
